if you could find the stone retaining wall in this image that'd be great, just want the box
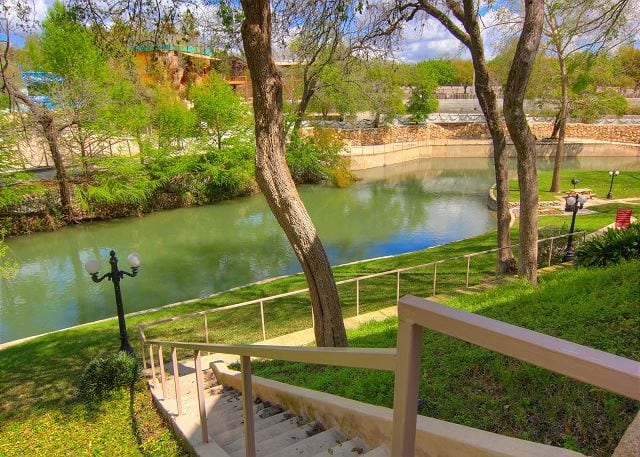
[333,122,640,146]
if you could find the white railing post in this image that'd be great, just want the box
[465,255,471,288]
[356,279,360,316]
[241,355,257,457]
[260,300,266,341]
[204,315,209,344]
[548,238,554,267]
[158,345,167,400]
[171,347,182,416]
[432,263,437,296]
[194,350,209,443]
[391,316,423,457]
[396,270,400,305]
[149,344,157,387]
[141,342,147,370]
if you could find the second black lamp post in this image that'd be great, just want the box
[607,170,620,199]
[84,250,141,356]
[563,194,588,262]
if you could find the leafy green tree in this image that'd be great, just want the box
[360,60,406,128]
[406,60,455,122]
[450,59,474,91]
[614,45,640,90]
[189,72,249,149]
[542,0,632,192]
[153,88,198,151]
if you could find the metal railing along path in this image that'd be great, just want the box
[138,294,639,457]
[139,231,587,345]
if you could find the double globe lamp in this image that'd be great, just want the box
[84,250,141,355]
[563,194,589,262]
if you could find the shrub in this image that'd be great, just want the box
[575,222,640,267]
[78,351,140,402]
[286,129,355,187]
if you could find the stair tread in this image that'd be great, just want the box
[224,416,300,453]
[363,446,388,457]
[229,421,321,457]
[309,437,368,457]
[215,411,294,447]
[263,427,347,457]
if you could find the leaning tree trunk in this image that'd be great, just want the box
[240,0,348,347]
[504,0,544,284]
[3,78,73,220]
[42,118,73,220]
[293,79,316,132]
[465,21,517,274]
[550,57,569,193]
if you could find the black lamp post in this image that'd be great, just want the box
[607,170,620,199]
[563,194,588,262]
[85,250,141,356]
[571,178,580,189]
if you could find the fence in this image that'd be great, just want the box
[139,231,587,351]
[137,293,639,456]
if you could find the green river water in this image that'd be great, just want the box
[2,156,639,343]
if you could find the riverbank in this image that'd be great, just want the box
[0,212,634,456]
[344,138,640,170]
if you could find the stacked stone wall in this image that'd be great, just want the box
[329,122,640,146]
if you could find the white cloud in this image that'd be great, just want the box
[396,17,469,62]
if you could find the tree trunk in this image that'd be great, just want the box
[466,33,517,274]
[293,81,315,132]
[239,0,348,347]
[3,79,73,220]
[43,119,73,220]
[503,0,544,284]
[550,56,569,193]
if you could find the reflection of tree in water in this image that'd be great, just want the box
[0,161,498,342]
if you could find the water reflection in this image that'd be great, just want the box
[2,156,638,342]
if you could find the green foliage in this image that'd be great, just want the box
[576,223,640,267]
[76,157,160,212]
[153,89,198,150]
[78,352,140,402]
[37,1,106,81]
[570,88,627,122]
[286,129,354,187]
[361,60,406,127]
[251,260,640,456]
[0,229,18,279]
[189,72,250,149]
[450,59,474,87]
[406,60,454,122]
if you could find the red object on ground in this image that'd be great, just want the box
[615,209,633,228]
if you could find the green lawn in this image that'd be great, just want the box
[0,210,630,456]
[509,169,640,202]
[250,261,640,456]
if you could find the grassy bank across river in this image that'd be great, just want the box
[509,169,640,202]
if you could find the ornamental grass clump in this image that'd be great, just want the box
[575,222,640,267]
[78,351,140,402]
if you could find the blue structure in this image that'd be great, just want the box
[19,71,63,109]
[20,71,63,85]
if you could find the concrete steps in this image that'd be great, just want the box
[150,368,388,457]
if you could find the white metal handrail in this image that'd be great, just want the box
[391,296,640,456]
[140,331,395,450]
[138,231,587,343]
[140,291,639,457]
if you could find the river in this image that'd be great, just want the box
[1,156,638,343]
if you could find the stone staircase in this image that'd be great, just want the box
[149,363,388,457]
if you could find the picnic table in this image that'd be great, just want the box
[565,188,595,199]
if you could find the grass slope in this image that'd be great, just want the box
[251,261,640,456]
[0,211,629,456]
